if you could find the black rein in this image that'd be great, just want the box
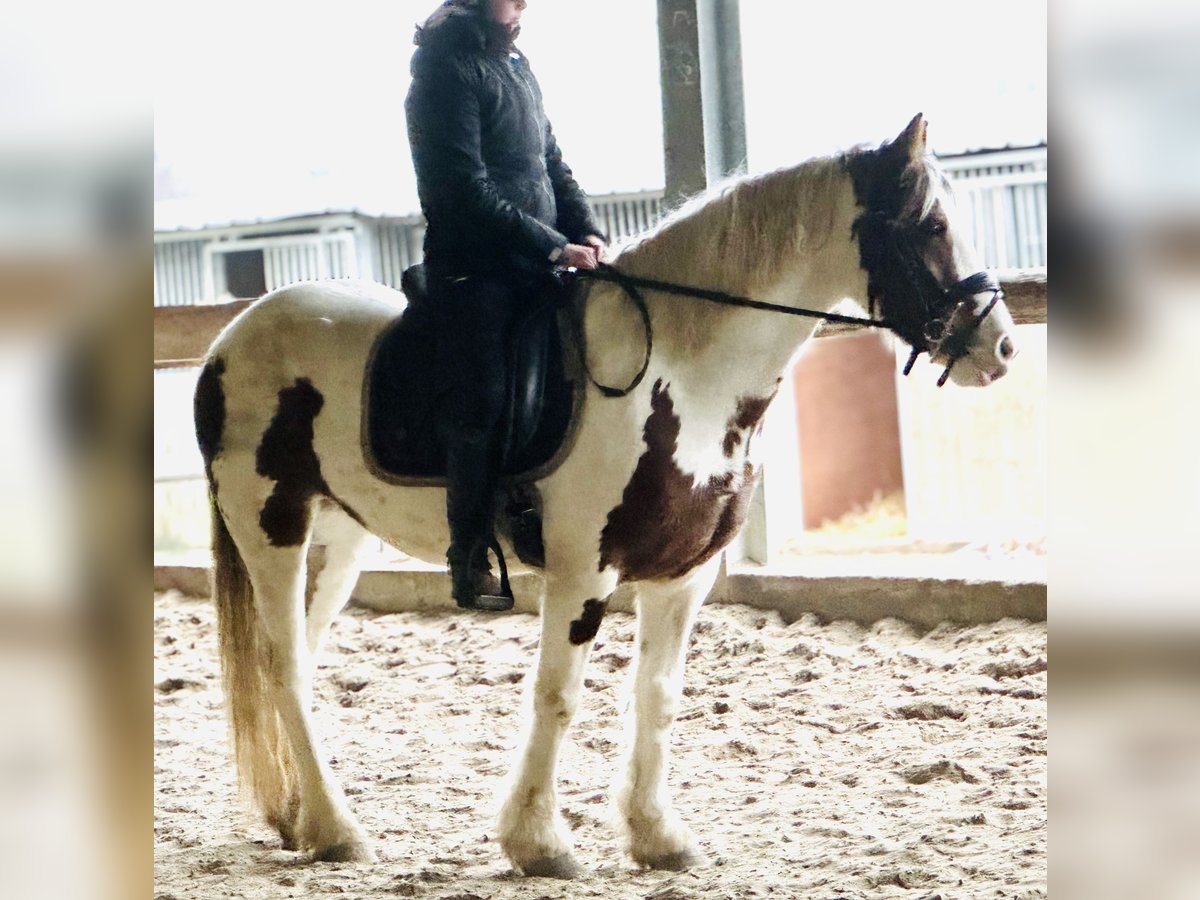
[576,263,890,398]
[574,263,1003,397]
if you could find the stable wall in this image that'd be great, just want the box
[792,331,903,530]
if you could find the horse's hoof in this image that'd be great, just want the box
[521,852,583,879]
[276,818,300,851]
[644,847,706,871]
[312,841,376,863]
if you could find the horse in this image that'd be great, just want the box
[195,114,1018,877]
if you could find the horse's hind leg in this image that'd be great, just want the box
[305,505,372,661]
[216,480,374,863]
[617,557,720,870]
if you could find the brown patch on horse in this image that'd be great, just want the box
[599,380,762,582]
[256,378,330,547]
[194,356,226,484]
[721,430,741,458]
[568,598,608,646]
[721,388,778,459]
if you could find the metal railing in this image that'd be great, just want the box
[943,147,1047,269]
[153,239,207,307]
[152,146,1046,307]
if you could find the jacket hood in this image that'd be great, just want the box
[413,4,517,55]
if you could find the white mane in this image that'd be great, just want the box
[906,157,953,222]
[612,156,848,296]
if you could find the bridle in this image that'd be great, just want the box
[573,251,1004,397]
[910,270,1003,387]
[852,207,1005,387]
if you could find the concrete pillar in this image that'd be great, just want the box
[656,0,747,207]
[698,0,748,183]
[657,0,708,206]
[657,0,765,563]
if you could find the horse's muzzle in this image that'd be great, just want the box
[930,271,1009,387]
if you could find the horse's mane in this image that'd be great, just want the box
[601,148,950,358]
[613,156,849,296]
[613,146,946,282]
[910,157,952,221]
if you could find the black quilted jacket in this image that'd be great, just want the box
[405,8,604,278]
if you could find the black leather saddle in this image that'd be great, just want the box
[364,265,580,483]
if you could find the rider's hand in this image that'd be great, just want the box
[561,243,599,269]
[582,234,607,262]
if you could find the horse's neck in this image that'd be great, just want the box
[617,164,866,420]
[652,281,818,403]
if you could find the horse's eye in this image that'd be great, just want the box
[926,220,947,237]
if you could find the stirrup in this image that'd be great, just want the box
[451,538,514,612]
[477,536,514,610]
[467,592,514,612]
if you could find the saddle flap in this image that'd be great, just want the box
[502,296,559,462]
[366,270,581,482]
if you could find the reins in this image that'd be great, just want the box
[574,263,892,398]
[585,263,892,329]
[571,262,1003,397]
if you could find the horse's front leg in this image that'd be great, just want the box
[498,571,616,878]
[618,556,720,870]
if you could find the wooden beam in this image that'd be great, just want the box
[153,269,1047,367]
[814,268,1046,338]
[153,299,252,368]
[990,267,1048,324]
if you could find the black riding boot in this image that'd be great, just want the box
[444,429,514,611]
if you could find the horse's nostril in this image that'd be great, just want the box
[997,335,1017,361]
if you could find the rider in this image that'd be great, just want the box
[406,0,607,611]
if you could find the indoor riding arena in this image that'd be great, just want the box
[154,2,1047,897]
[154,583,1045,899]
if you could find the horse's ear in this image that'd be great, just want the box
[896,113,928,163]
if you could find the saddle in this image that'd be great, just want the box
[364,265,583,564]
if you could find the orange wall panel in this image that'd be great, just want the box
[792,333,903,529]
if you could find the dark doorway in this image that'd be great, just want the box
[223,249,266,299]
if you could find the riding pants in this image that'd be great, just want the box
[432,272,537,569]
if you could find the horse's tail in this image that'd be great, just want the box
[210,491,299,842]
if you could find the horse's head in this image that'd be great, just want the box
[846,114,1018,386]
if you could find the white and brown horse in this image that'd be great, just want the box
[196,115,1017,876]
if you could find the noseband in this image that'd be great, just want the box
[911,270,1004,386]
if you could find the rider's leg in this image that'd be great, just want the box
[437,274,520,610]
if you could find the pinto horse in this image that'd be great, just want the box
[196,115,1018,876]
